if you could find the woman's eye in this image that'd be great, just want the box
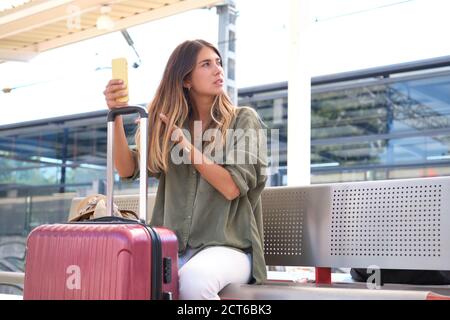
[203,62,210,67]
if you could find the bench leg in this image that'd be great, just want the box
[315,267,331,284]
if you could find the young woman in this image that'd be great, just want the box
[103,39,268,300]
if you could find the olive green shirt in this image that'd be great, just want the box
[123,107,268,284]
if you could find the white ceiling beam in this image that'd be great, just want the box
[0,0,128,40]
[0,0,73,25]
[37,0,224,52]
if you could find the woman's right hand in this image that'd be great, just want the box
[103,79,128,110]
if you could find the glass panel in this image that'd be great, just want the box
[389,75,450,133]
[312,84,389,139]
[312,74,450,139]
[238,94,288,186]
[312,135,450,168]
[311,73,450,183]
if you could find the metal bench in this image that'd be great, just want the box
[222,176,450,299]
[67,176,450,299]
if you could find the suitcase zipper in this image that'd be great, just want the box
[144,225,163,300]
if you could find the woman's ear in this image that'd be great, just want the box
[183,80,192,90]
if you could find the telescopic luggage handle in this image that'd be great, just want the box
[106,106,149,222]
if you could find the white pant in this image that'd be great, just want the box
[178,246,252,300]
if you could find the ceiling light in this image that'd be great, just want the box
[96,5,114,30]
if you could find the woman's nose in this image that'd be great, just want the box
[214,64,223,75]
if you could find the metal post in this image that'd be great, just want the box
[59,128,69,194]
[106,121,114,216]
[139,117,148,222]
[217,0,237,104]
[288,0,311,186]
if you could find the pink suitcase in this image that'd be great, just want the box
[23,107,178,300]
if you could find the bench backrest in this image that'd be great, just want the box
[69,176,450,271]
[262,176,450,271]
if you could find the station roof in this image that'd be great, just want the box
[0,0,223,63]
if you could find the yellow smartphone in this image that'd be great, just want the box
[112,57,129,103]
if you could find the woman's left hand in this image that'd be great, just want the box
[159,113,190,147]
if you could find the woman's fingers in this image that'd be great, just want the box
[172,128,184,143]
[159,114,187,144]
[159,113,169,123]
[110,90,128,99]
[159,113,180,130]
[109,79,123,85]
[106,97,127,108]
[104,80,125,96]
[159,113,184,142]
[105,83,127,94]
[104,79,128,109]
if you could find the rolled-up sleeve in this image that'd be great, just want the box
[223,108,268,198]
[120,148,161,182]
[225,165,252,197]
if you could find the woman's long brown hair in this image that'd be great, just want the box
[135,39,236,174]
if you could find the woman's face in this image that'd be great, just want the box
[187,46,224,97]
